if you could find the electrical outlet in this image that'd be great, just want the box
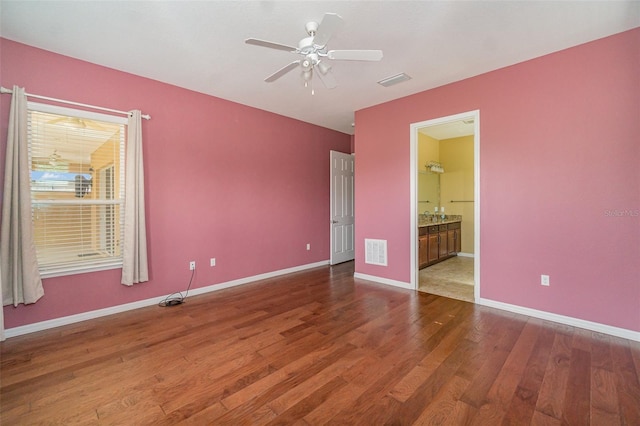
[190,261,196,271]
[541,274,550,286]
[306,243,310,251]
[210,258,216,267]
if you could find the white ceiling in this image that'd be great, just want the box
[419,119,475,141]
[1,1,638,135]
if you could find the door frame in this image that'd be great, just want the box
[409,110,480,299]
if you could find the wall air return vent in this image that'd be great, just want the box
[365,238,388,266]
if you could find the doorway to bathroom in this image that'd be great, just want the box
[410,110,480,302]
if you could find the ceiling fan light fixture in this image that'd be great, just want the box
[317,61,331,75]
[301,57,313,71]
[377,73,412,87]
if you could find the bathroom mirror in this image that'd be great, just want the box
[418,170,440,216]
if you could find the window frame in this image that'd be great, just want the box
[27,101,128,278]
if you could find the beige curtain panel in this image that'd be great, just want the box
[1,86,44,306]
[121,110,149,285]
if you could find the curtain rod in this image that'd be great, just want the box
[0,86,150,120]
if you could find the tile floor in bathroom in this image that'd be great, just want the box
[418,256,474,303]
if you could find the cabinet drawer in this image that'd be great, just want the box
[427,225,439,234]
[438,225,448,232]
[448,222,461,230]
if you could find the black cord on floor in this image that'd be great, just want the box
[159,268,195,307]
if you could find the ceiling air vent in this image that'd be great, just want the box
[377,73,411,87]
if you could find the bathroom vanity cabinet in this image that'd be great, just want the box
[418,221,461,269]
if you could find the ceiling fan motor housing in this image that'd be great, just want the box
[299,35,325,55]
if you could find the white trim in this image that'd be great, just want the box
[186,260,328,297]
[473,113,481,301]
[40,262,122,279]
[6,260,638,343]
[354,272,412,290]
[28,101,128,124]
[353,272,639,341]
[409,110,480,295]
[457,252,475,258]
[477,297,640,342]
[409,127,418,287]
[4,260,329,339]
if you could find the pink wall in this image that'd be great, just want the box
[355,29,640,332]
[0,39,351,329]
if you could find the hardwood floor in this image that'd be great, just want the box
[2,261,639,425]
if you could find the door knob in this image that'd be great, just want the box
[331,220,338,224]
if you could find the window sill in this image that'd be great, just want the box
[40,263,122,279]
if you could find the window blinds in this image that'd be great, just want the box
[27,106,126,277]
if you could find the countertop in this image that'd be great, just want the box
[418,218,461,227]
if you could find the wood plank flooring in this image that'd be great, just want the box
[1,262,639,425]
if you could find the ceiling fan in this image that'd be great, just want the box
[245,13,383,91]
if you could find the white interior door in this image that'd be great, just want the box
[330,151,355,265]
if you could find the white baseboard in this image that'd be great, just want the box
[7,261,637,344]
[477,297,640,342]
[352,272,639,342]
[457,252,474,258]
[353,272,413,290]
[4,260,329,339]
[187,260,329,297]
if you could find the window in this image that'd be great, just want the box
[27,102,127,277]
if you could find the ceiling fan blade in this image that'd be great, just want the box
[313,13,344,48]
[245,38,297,52]
[265,61,300,82]
[316,66,337,89]
[327,49,383,61]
